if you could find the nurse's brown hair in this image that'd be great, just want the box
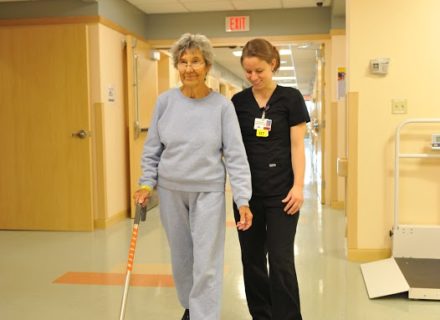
[240,38,281,72]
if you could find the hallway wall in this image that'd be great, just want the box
[346,0,440,260]
[91,24,130,226]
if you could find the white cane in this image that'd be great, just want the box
[119,203,147,320]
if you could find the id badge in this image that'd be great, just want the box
[256,129,269,137]
[254,118,272,131]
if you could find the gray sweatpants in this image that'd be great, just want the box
[158,187,226,320]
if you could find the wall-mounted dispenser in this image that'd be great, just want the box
[370,58,390,75]
[432,133,440,150]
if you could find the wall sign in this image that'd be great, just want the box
[225,16,250,32]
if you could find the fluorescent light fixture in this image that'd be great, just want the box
[272,76,296,80]
[279,66,295,71]
[278,83,297,87]
[232,50,242,57]
[279,49,292,55]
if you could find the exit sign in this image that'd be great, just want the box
[225,16,250,32]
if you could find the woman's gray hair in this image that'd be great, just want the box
[170,33,214,68]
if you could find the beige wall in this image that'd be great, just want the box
[347,0,440,259]
[91,24,129,223]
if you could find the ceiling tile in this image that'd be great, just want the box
[180,0,227,3]
[184,2,236,12]
[136,2,188,14]
[282,0,330,8]
[129,0,177,5]
[232,0,282,11]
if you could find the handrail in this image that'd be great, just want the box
[393,118,440,230]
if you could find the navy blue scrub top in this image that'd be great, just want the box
[232,85,310,199]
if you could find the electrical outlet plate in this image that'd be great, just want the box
[392,99,408,114]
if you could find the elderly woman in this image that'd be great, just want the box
[134,33,253,320]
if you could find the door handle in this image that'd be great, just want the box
[133,122,148,139]
[72,129,90,139]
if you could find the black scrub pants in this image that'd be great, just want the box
[234,196,302,320]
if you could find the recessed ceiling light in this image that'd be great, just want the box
[279,49,292,55]
[232,50,242,57]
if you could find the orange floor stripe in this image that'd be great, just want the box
[110,263,172,274]
[53,272,174,287]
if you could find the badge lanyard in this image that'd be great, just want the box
[254,105,272,138]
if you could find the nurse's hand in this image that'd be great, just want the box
[236,206,253,231]
[282,185,304,215]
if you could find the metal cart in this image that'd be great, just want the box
[361,118,440,300]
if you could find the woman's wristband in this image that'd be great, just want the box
[140,185,152,192]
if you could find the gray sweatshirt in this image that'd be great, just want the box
[139,88,251,208]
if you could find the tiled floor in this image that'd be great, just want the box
[1,142,440,319]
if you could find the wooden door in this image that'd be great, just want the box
[0,24,94,231]
[125,36,159,217]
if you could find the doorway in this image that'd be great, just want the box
[0,24,94,231]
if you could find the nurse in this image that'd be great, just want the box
[231,38,310,320]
